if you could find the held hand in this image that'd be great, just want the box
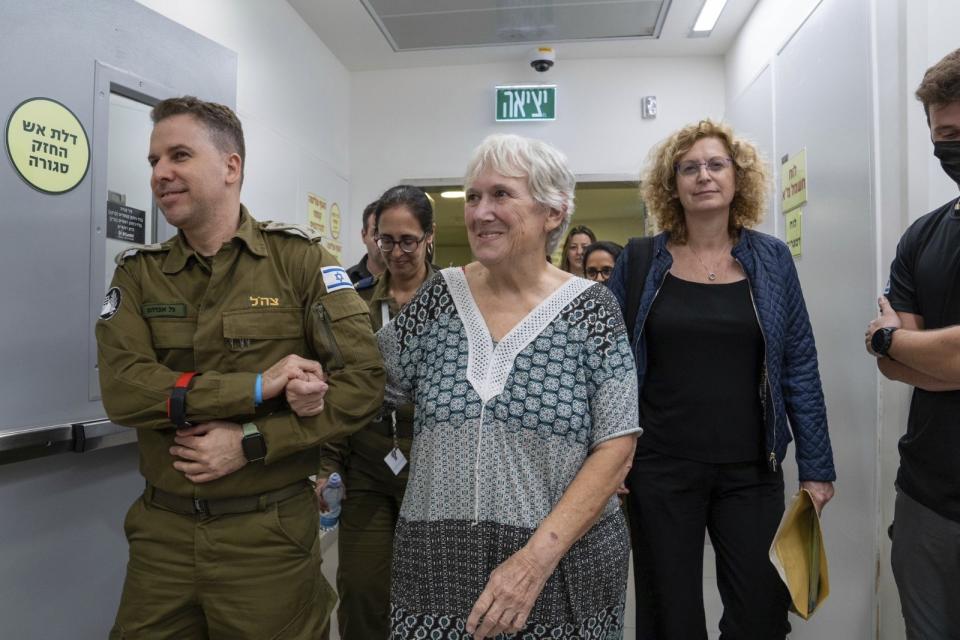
[170,421,246,483]
[286,369,329,417]
[865,296,901,355]
[261,355,324,401]
[800,480,835,515]
[466,548,549,638]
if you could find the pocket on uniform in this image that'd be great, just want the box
[148,318,196,349]
[222,307,305,359]
[223,307,304,340]
[122,496,145,541]
[272,490,319,555]
[313,292,376,371]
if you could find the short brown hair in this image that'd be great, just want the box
[916,49,960,117]
[151,96,245,182]
[641,119,768,244]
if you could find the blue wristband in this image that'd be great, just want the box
[254,373,263,406]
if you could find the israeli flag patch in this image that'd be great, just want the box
[322,266,354,292]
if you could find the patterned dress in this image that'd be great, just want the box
[379,268,640,639]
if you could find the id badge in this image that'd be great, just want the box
[384,447,408,475]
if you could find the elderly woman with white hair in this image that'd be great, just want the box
[379,133,640,639]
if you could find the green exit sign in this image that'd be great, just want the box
[495,85,556,122]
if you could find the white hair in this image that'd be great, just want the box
[464,134,576,253]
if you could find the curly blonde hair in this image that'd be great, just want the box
[640,120,769,244]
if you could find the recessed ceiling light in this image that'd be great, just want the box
[691,0,728,35]
[441,191,465,199]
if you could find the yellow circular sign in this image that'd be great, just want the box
[5,97,90,194]
[329,202,341,240]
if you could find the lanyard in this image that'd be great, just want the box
[380,300,398,446]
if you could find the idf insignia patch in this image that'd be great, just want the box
[321,266,354,292]
[100,287,122,321]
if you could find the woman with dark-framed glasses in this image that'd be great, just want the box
[608,120,836,639]
[583,241,623,284]
[317,184,436,640]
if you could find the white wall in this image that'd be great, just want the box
[135,0,359,260]
[348,56,725,265]
[725,0,823,103]
[726,0,880,637]
[904,0,960,220]
[875,1,960,638]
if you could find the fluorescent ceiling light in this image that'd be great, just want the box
[692,0,727,33]
[441,191,465,199]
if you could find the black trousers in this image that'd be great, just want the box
[627,449,791,640]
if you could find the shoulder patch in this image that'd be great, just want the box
[100,287,122,321]
[321,266,354,292]
[114,243,165,265]
[259,221,322,242]
[355,275,376,291]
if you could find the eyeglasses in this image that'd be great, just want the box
[586,267,614,280]
[376,233,426,253]
[675,156,734,178]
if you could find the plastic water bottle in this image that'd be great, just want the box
[319,473,344,530]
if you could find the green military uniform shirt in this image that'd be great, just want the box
[317,267,435,482]
[96,205,385,499]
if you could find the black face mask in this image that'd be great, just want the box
[934,141,960,185]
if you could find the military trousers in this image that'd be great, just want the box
[110,486,335,639]
[335,457,407,640]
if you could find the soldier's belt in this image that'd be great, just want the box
[145,480,309,517]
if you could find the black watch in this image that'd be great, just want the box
[241,422,267,462]
[871,327,897,358]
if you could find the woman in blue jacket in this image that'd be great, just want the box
[608,120,836,640]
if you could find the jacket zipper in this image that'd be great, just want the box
[313,301,345,370]
[632,255,671,356]
[735,257,776,472]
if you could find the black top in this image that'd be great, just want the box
[639,273,764,463]
[886,196,960,522]
[346,254,373,283]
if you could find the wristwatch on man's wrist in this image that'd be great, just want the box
[871,327,898,358]
[241,422,267,462]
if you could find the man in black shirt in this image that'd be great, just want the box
[346,200,386,283]
[866,48,960,638]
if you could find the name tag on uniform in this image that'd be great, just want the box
[321,266,354,292]
[142,302,187,318]
[385,448,408,475]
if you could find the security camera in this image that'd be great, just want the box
[530,46,555,73]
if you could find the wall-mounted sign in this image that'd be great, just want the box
[308,192,326,237]
[326,202,343,259]
[780,148,808,213]
[307,192,342,261]
[785,209,803,257]
[5,97,90,194]
[106,201,146,243]
[495,85,556,122]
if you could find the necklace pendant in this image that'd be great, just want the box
[708,272,717,281]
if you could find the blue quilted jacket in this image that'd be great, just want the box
[608,229,836,481]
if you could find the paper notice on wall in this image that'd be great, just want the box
[308,193,326,236]
[786,209,802,257]
[781,149,808,213]
[306,192,342,261]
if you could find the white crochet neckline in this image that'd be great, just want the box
[442,267,593,403]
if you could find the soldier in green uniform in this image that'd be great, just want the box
[317,185,436,640]
[96,96,384,639]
